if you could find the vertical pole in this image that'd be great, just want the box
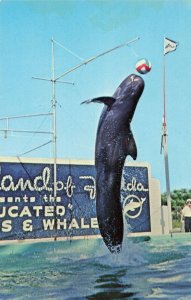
[51,38,57,230]
[163,52,172,233]
[5,118,8,138]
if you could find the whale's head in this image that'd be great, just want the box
[112,73,145,123]
[113,73,144,101]
[127,74,145,97]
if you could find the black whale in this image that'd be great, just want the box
[82,74,145,253]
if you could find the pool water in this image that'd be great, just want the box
[0,233,191,299]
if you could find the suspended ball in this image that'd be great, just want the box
[135,58,152,75]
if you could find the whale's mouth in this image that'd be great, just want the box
[128,74,144,96]
[127,74,144,87]
[130,74,139,83]
[130,74,143,84]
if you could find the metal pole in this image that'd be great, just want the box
[55,37,140,81]
[162,128,172,232]
[51,38,58,241]
[0,129,53,134]
[0,112,52,121]
[51,38,57,202]
[163,53,172,233]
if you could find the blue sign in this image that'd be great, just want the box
[0,162,151,241]
[121,166,151,233]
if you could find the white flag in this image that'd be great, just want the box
[164,37,179,55]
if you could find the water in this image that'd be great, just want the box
[0,234,191,299]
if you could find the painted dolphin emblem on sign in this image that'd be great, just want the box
[123,196,146,219]
[82,74,145,253]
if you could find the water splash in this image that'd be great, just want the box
[93,220,148,268]
[92,236,147,268]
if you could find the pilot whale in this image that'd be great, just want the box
[82,74,145,253]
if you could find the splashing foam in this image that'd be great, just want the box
[94,237,147,267]
[94,220,148,267]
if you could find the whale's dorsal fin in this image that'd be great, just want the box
[124,132,137,160]
[81,97,116,107]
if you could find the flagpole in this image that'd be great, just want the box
[162,38,172,233]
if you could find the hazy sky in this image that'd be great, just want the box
[0,0,191,192]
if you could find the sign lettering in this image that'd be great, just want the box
[0,162,151,240]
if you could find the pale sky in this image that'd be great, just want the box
[0,0,191,192]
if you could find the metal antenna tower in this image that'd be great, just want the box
[1,36,140,239]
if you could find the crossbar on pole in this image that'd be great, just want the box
[0,113,52,121]
[32,77,74,85]
[55,37,140,81]
[0,129,53,135]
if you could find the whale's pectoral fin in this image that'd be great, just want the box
[124,132,137,160]
[81,97,116,107]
